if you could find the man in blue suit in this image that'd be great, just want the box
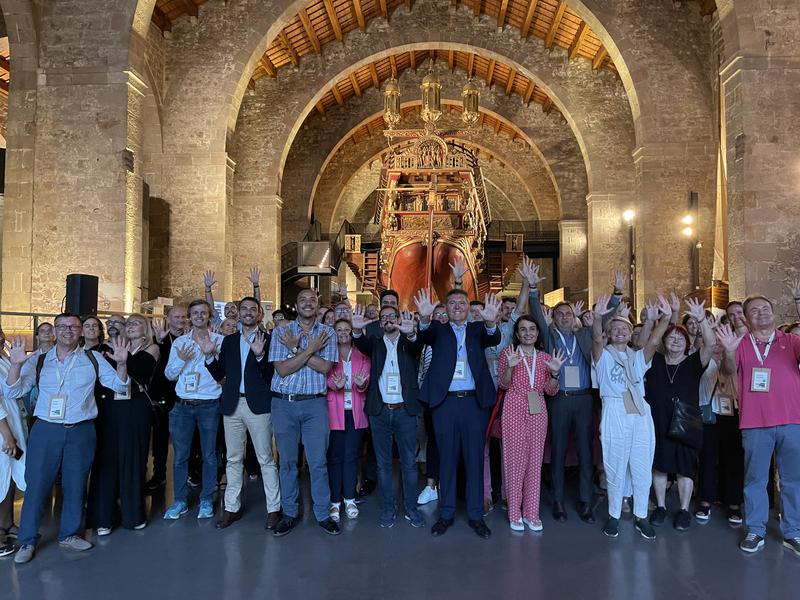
[415,287,502,539]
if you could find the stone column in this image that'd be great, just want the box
[586,192,633,301]
[558,219,589,300]
[231,194,282,308]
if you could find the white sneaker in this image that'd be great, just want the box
[344,499,359,519]
[96,527,112,536]
[509,520,525,531]
[329,502,341,523]
[523,518,543,532]
[133,522,147,530]
[417,485,438,505]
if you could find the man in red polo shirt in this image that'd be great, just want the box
[718,295,800,557]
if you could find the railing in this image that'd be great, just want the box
[485,220,560,242]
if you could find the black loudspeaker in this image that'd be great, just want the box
[65,274,99,316]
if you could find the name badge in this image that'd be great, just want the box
[386,373,401,395]
[564,365,580,388]
[184,372,200,394]
[49,394,67,421]
[344,390,353,409]
[715,396,734,416]
[115,383,131,400]
[750,367,771,393]
[527,390,542,415]
[623,391,641,415]
[453,359,467,381]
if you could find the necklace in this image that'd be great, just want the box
[665,360,681,385]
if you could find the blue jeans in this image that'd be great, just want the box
[169,400,220,504]
[328,411,364,503]
[370,407,419,515]
[742,424,800,538]
[271,397,331,522]
[19,420,96,546]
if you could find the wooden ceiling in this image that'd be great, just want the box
[0,48,9,98]
[313,48,560,117]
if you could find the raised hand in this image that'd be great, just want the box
[545,348,567,374]
[613,270,626,293]
[331,372,346,390]
[656,294,673,317]
[543,305,553,326]
[351,305,372,330]
[789,278,800,299]
[644,299,659,322]
[353,371,368,388]
[684,297,706,322]
[208,322,221,335]
[525,262,544,288]
[399,310,416,335]
[194,329,216,357]
[594,294,614,317]
[572,299,586,317]
[716,323,744,353]
[337,281,348,299]
[506,346,522,368]
[617,302,631,319]
[414,288,436,320]
[248,266,261,286]
[176,344,197,363]
[203,270,217,290]
[8,336,28,365]
[669,292,681,314]
[480,293,502,325]
[306,331,331,354]
[449,255,468,280]
[277,326,301,351]
[107,336,130,364]
[250,331,267,357]
[152,318,168,343]
[582,310,594,327]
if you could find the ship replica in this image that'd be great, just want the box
[370,60,490,306]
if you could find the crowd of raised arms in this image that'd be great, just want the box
[2,259,800,565]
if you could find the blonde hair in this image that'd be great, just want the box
[605,316,634,333]
[126,313,155,348]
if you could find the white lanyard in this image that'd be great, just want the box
[555,330,576,365]
[54,350,80,393]
[521,349,538,390]
[749,332,775,366]
[384,336,399,371]
[341,348,352,390]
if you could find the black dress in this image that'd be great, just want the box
[87,348,157,529]
[645,352,706,477]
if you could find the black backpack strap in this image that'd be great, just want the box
[84,348,100,379]
[35,352,46,386]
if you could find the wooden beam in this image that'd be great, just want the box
[523,80,535,104]
[323,0,343,42]
[352,0,366,30]
[700,0,717,15]
[505,68,516,95]
[592,46,608,70]
[497,0,509,28]
[542,97,553,113]
[545,2,566,49]
[405,0,413,9]
[448,50,455,71]
[478,112,485,128]
[0,80,8,94]
[389,54,398,77]
[474,0,482,17]
[316,101,326,116]
[467,53,474,77]
[520,0,539,38]
[409,51,416,70]
[0,56,9,73]
[369,62,380,87]
[299,9,321,53]
[349,72,361,97]
[485,59,496,87]
[259,55,276,77]
[278,31,299,67]
[331,84,344,105]
[379,0,388,19]
[247,78,256,92]
[181,0,199,17]
[494,118,502,134]
[152,5,172,32]
[568,21,589,60]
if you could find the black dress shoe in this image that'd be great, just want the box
[359,479,377,495]
[578,502,596,524]
[430,518,454,537]
[265,511,281,531]
[272,517,298,537]
[215,510,242,530]
[318,517,341,536]
[552,501,568,522]
[145,476,166,494]
[468,519,492,539]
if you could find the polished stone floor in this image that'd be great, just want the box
[2,472,799,600]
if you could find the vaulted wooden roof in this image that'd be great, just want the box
[0,47,9,97]
[312,48,561,117]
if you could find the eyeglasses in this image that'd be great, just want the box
[55,325,83,332]
[380,315,398,323]
[335,308,350,314]
[107,321,125,327]
[433,312,447,318]
[665,336,685,343]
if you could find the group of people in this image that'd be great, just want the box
[1,261,800,565]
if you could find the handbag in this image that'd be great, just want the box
[668,396,703,450]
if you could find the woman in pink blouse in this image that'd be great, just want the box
[327,319,370,522]
[498,316,565,532]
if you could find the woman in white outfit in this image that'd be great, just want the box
[592,294,672,539]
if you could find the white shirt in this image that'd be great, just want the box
[594,347,651,400]
[378,335,403,404]
[1,347,129,424]
[239,329,258,394]
[165,331,224,400]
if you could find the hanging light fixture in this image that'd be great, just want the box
[383,77,401,129]
[420,59,442,126]
[461,77,480,127]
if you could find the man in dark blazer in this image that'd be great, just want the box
[415,287,502,539]
[352,305,425,528]
[204,297,281,531]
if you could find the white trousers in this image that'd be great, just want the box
[223,398,281,513]
[600,398,655,519]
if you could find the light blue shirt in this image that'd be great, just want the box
[2,347,129,425]
[418,320,497,392]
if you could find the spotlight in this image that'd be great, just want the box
[622,209,635,223]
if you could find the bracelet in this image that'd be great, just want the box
[549,372,559,379]
[794,297,800,302]
[612,290,623,295]
[254,284,260,289]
